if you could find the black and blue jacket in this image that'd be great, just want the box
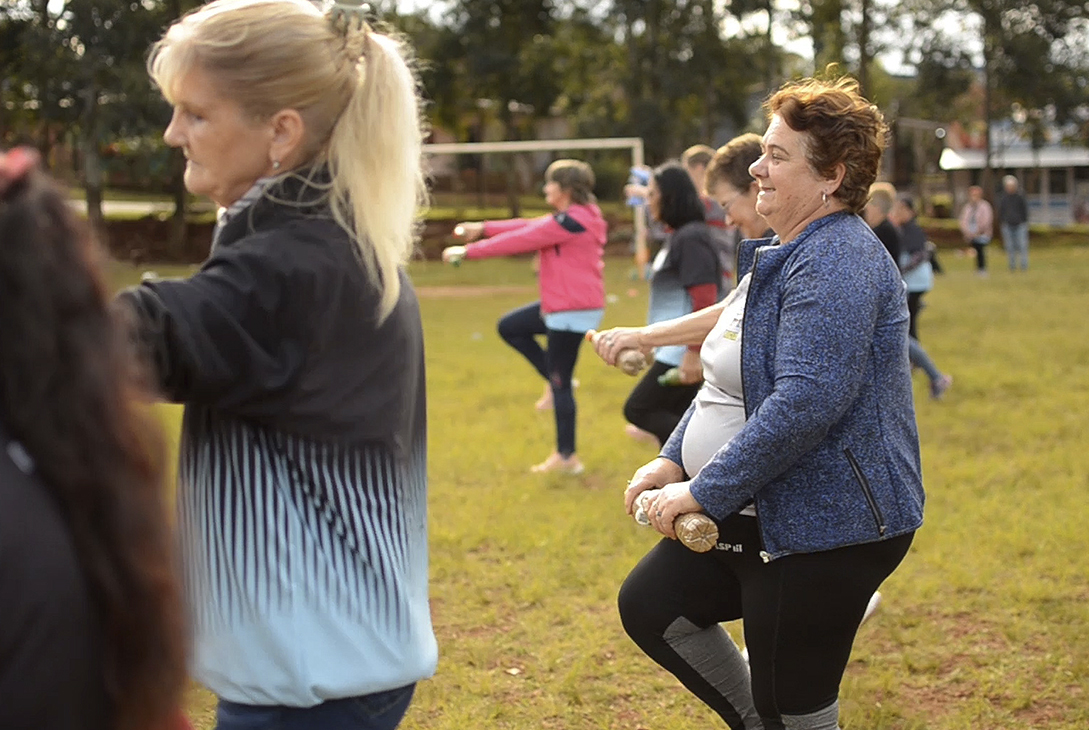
[118,176,437,705]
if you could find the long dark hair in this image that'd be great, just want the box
[653,162,706,230]
[0,166,186,730]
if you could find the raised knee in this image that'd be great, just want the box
[617,577,654,638]
[622,402,640,425]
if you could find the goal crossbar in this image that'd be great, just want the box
[423,137,648,263]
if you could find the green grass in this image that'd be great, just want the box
[119,247,1089,729]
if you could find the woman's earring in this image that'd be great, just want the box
[822,191,829,207]
[272,160,281,171]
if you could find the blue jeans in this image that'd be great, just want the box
[908,337,941,384]
[214,685,415,730]
[1001,222,1029,270]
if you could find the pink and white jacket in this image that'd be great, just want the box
[465,203,608,314]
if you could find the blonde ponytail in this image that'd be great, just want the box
[148,0,427,322]
[327,29,428,321]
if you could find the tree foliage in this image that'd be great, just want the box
[3,0,1087,220]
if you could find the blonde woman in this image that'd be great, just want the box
[115,1,436,728]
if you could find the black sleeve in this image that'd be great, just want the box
[874,220,901,262]
[553,211,587,233]
[667,224,722,289]
[116,233,311,411]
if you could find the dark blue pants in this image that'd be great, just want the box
[497,302,584,456]
[214,684,415,730]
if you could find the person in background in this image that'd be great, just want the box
[958,185,994,277]
[445,159,607,475]
[622,162,721,447]
[0,148,189,730]
[117,1,438,728]
[704,134,772,243]
[998,175,1029,271]
[593,76,923,730]
[683,144,737,294]
[867,184,953,401]
[890,194,933,342]
[864,182,900,263]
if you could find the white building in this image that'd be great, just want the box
[940,116,1089,225]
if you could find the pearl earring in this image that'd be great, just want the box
[272,160,281,170]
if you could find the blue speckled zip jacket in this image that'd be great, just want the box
[661,211,925,561]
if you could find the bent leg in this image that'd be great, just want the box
[623,360,701,446]
[740,533,914,726]
[497,302,549,380]
[619,536,761,730]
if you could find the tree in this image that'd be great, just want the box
[1,0,179,238]
[603,0,758,160]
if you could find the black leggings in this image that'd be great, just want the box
[623,360,702,446]
[497,302,584,456]
[619,514,913,729]
[906,291,924,341]
[971,241,987,271]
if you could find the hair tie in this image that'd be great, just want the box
[329,1,372,60]
[0,147,40,198]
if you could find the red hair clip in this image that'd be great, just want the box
[0,147,41,197]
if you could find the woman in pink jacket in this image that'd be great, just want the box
[444,160,607,474]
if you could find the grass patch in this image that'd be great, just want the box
[117,246,1089,729]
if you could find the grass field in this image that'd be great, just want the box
[123,244,1089,729]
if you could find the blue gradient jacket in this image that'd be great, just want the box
[662,212,924,560]
[118,176,437,705]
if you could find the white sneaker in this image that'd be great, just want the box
[860,591,882,625]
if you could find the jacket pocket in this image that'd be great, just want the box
[844,448,886,536]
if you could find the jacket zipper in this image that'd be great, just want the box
[844,448,886,536]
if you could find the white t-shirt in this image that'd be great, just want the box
[681,272,755,516]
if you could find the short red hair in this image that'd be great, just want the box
[766,76,888,214]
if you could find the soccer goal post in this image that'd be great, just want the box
[423,137,648,266]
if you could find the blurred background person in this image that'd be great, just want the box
[868,184,953,401]
[891,194,934,342]
[705,133,772,242]
[682,144,736,294]
[622,162,722,448]
[998,175,1030,271]
[446,159,606,474]
[117,2,438,727]
[0,148,188,730]
[958,185,994,277]
[864,182,901,263]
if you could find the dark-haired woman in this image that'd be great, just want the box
[445,159,607,474]
[0,148,188,730]
[622,162,722,447]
